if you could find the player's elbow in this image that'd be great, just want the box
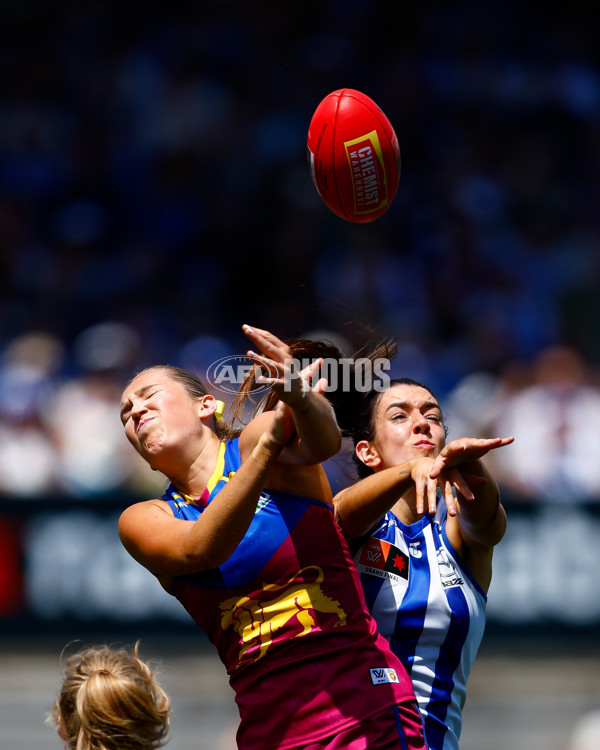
[333,498,370,540]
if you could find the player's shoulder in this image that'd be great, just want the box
[119,498,172,526]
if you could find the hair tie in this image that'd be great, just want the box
[93,669,111,676]
[214,400,226,420]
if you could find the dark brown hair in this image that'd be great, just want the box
[348,378,447,479]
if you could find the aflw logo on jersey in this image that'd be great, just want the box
[358,538,408,582]
[370,667,399,685]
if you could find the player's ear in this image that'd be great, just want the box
[356,440,382,470]
[56,708,68,741]
[198,394,217,419]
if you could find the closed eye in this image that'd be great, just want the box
[120,387,161,425]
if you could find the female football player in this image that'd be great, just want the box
[118,325,428,750]
[334,375,513,750]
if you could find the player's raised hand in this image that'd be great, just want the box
[409,457,473,517]
[242,324,320,408]
[429,437,514,479]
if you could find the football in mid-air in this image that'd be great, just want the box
[307,88,400,223]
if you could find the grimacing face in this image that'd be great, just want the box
[362,383,446,471]
[120,369,207,465]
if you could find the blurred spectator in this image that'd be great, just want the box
[0,332,63,497]
[484,346,600,502]
[0,331,63,421]
[45,322,162,498]
[566,708,600,750]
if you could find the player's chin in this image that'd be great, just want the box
[138,434,166,460]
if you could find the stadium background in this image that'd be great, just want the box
[0,2,599,748]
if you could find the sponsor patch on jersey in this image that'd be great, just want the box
[437,547,464,588]
[408,541,422,558]
[358,538,409,582]
[370,667,399,685]
[256,492,271,511]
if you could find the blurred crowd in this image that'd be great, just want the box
[2,324,600,504]
[0,2,599,501]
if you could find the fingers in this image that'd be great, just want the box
[441,477,458,517]
[242,324,291,361]
[447,467,474,501]
[469,436,513,451]
[299,357,323,386]
[243,327,329,405]
[299,359,331,396]
[413,467,439,516]
[245,350,283,384]
[312,376,328,395]
[247,356,307,408]
[242,324,285,347]
[429,453,449,479]
[427,475,438,515]
[417,473,452,516]
[416,444,504,519]
[415,473,425,515]
[243,324,307,392]
[414,464,471,518]
[430,436,514,475]
[411,459,467,517]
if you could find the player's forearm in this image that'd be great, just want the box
[182,435,282,567]
[289,391,342,463]
[457,460,507,547]
[334,462,416,539]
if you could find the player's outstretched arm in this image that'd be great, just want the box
[118,401,292,578]
[334,457,475,539]
[429,436,514,549]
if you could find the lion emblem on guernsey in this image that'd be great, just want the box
[219,565,347,668]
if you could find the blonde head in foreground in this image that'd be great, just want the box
[49,642,170,750]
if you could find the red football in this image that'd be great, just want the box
[307,88,400,223]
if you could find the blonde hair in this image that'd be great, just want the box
[49,642,170,750]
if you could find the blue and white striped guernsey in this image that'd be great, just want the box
[353,499,487,750]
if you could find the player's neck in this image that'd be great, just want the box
[168,432,222,499]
